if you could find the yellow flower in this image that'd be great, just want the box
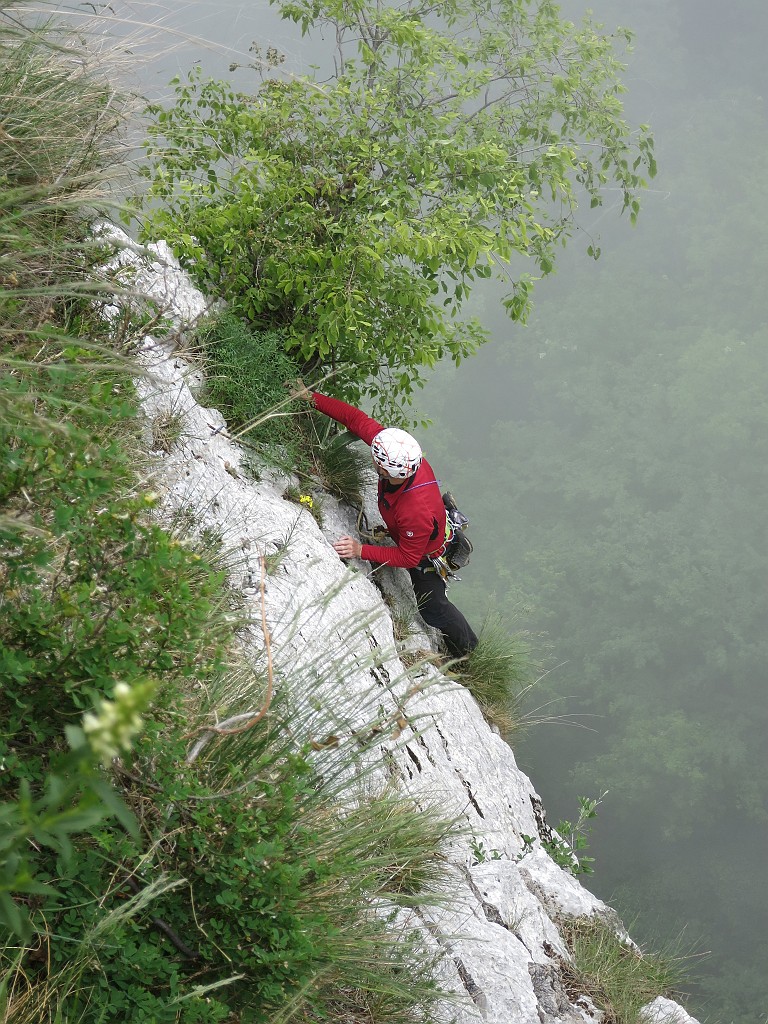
[299,494,314,509]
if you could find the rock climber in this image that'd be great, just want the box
[291,382,478,658]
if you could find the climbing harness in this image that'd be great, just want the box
[442,491,473,570]
[424,492,473,582]
[354,481,472,583]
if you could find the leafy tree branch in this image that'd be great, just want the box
[139,0,654,415]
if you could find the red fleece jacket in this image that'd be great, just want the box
[312,392,447,569]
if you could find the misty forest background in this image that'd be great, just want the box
[418,2,767,1022]
[123,0,765,1021]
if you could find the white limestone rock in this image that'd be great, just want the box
[641,997,702,1023]
[518,847,612,922]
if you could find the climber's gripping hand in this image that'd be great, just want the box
[284,377,312,402]
[333,535,363,559]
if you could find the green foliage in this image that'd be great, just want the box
[470,837,503,865]
[558,916,688,1024]
[542,794,606,877]
[15,691,459,1023]
[0,2,169,940]
[1,422,226,724]
[0,352,236,932]
[138,0,654,414]
[196,310,302,442]
[56,749,340,1020]
[0,874,188,1024]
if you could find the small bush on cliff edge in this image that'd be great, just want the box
[196,309,370,504]
[196,310,302,445]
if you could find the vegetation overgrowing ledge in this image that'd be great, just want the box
[0,2,693,1022]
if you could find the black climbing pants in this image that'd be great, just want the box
[409,565,478,658]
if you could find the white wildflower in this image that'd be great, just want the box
[82,680,155,765]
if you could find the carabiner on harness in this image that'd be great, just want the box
[424,519,460,583]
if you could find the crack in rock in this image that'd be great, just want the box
[366,631,392,685]
[405,745,422,773]
[420,916,489,1018]
[415,732,438,767]
[434,722,452,757]
[457,771,485,818]
[461,868,513,932]
[462,867,541,962]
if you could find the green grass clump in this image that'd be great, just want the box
[558,916,691,1024]
[197,311,372,506]
[459,613,537,737]
[0,10,131,346]
[296,930,447,1024]
[329,792,460,906]
[305,411,371,506]
[151,406,186,451]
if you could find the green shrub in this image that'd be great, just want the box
[24,696,460,1024]
[35,746,332,1023]
[0,352,237,932]
[0,364,229,724]
[139,2,654,415]
[195,312,371,503]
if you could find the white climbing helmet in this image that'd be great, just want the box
[371,427,422,479]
